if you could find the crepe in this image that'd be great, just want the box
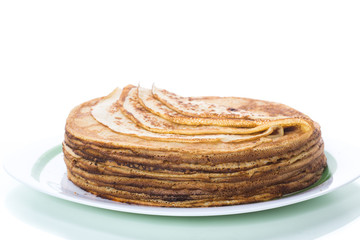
[63,84,326,207]
[91,87,280,143]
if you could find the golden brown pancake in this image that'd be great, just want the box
[63,85,326,207]
[119,85,284,141]
[91,87,279,143]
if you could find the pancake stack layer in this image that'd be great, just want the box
[63,85,326,207]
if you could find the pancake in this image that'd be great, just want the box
[152,85,296,121]
[138,86,258,127]
[91,87,280,143]
[143,85,312,132]
[63,85,326,207]
[120,85,286,139]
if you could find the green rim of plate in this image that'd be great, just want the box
[31,144,62,181]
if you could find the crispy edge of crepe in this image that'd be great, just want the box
[64,131,323,173]
[64,148,325,197]
[65,158,325,207]
[64,138,324,182]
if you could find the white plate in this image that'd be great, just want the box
[3,137,360,217]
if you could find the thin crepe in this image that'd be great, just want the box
[147,86,312,132]
[122,85,284,136]
[91,87,280,143]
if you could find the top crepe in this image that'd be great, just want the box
[90,85,312,144]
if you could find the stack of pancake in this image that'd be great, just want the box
[63,84,326,207]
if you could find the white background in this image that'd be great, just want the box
[0,0,359,239]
